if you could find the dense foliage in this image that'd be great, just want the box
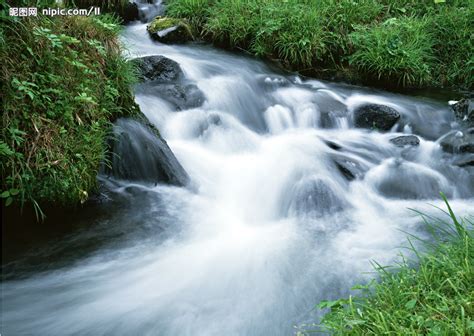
[0,12,138,216]
[167,0,473,89]
[300,197,474,335]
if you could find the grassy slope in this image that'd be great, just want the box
[1,12,138,216]
[166,0,473,89]
[300,197,474,335]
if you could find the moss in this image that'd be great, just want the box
[147,16,193,40]
[1,14,139,217]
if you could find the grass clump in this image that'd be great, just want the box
[1,13,138,216]
[303,196,474,335]
[349,17,435,87]
[166,0,474,89]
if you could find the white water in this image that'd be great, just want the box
[2,23,474,335]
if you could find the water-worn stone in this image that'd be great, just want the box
[331,154,368,181]
[147,17,193,44]
[452,154,474,168]
[451,98,473,126]
[141,83,205,110]
[366,159,452,200]
[132,55,183,82]
[288,177,347,217]
[390,135,420,147]
[439,128,474,154]
[353,103,400,131]
[103,118,189,186]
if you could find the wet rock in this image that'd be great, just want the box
[132,55,183,83]
[439,128,474,154]
[390,135,420,147]
[147,17,193,44]
[452,154,474,168]
[288,177,347,217]
[353,103,400,131]
[366,159,452,200]
[142,83,205,110]
[331,154,368,181]
[323,140,342,151]
[103,118,189,186]
[451,98,473,126]
[118,1,139,23]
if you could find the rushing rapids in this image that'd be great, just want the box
[2,19,473,336]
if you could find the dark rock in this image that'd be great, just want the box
[132,55,183,83]
[324,140,342,151]
[331,154,369,181]
[439,129,474,154]
[147,17,193,44]
[142,82,206,110]
[390,135,420,147]
[103,118,189,186]
[452,154,474,168]
[451,98,473,126]
[353,103,400,131]
[118,1,139,23]
[288,177,347,217]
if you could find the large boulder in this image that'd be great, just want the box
[439,128,474,154]
[103,118,189,186]
[353,103,400,131]
[132,55,183,82]
[451,98,473,126]
[389,135,420,147]
[147,17,193,44]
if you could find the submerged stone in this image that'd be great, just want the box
[288,177,347,217]
[439,128,474,154]
[389,135,420,147]
[366,159,452,200]
[331,154,368,181]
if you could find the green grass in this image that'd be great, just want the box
[166,0,474,89]
[0,12,138,217]
[299,195,474,335]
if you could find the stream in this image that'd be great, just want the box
[2,15,474,336]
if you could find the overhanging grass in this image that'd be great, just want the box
[166,0,473,89]
[300,196,474,335]
[1,13,138,216]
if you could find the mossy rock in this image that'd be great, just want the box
[147,17,193,44]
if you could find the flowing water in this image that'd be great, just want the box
[2,20,474,336]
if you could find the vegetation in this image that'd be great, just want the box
[1,10,138,217]
[299,196,474,335]
[166,0,473,89]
